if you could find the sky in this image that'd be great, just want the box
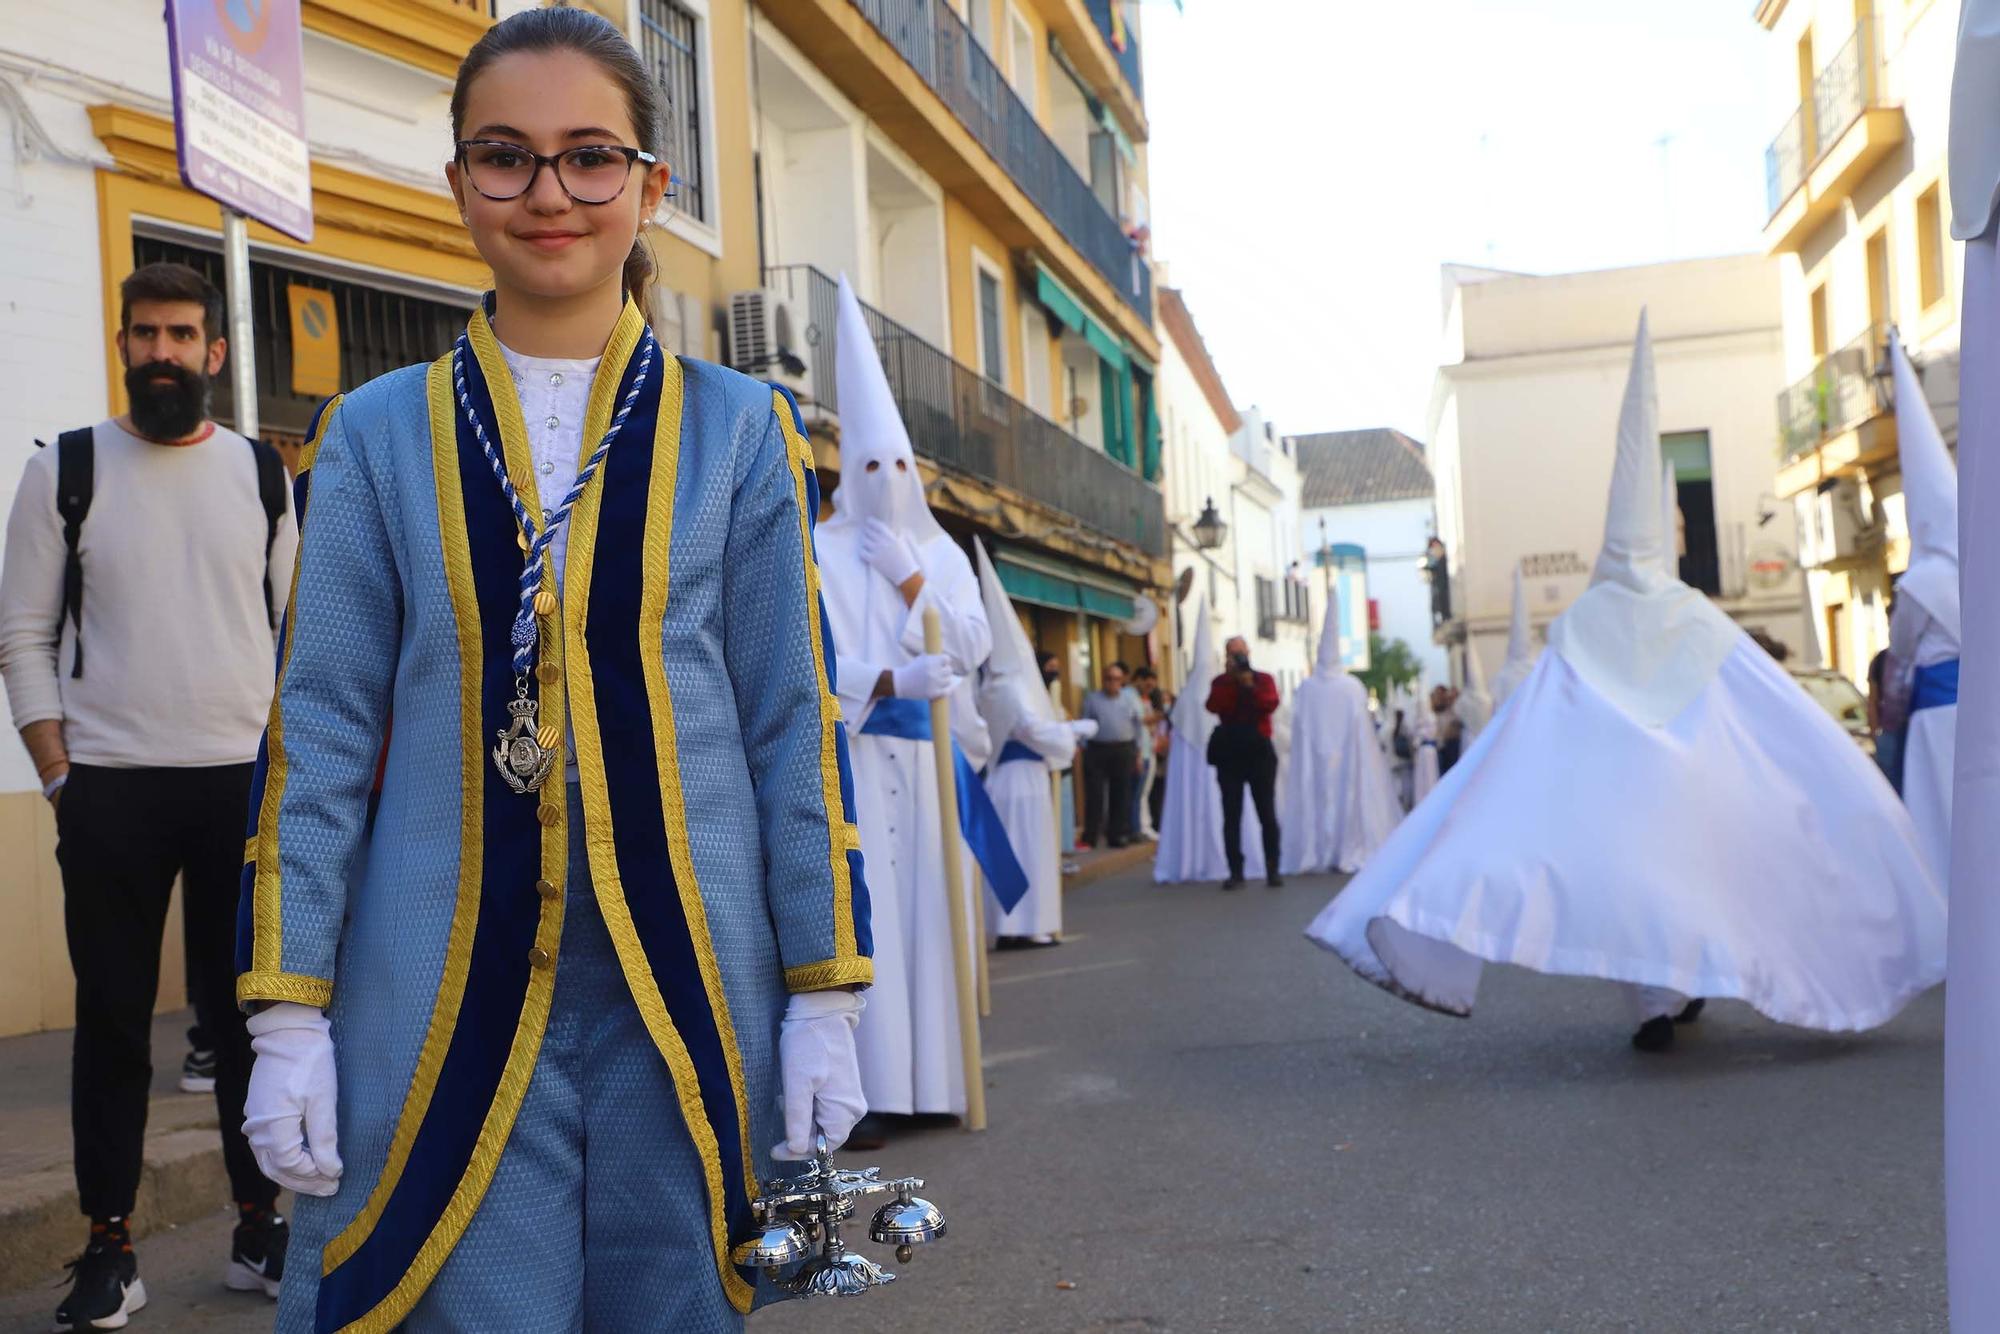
[1141,0,1777,440]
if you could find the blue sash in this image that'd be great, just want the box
[1913,658,1960,713]
[997,739,1043,767]
[862,697,1030,913]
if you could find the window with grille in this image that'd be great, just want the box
[640,0,709,226]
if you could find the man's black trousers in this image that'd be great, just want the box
[1214,733,1282,879]
[1083,739,1136,846]
[57,763,276,1219]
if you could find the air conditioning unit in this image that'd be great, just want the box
[1797,477,1881,568]
[725,289,814,402]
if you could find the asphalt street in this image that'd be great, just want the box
[0,860,1947,1333]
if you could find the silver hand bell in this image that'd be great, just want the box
[737,1131,946,1297]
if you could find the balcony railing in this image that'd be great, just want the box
[767,264,1165,557]
[1084,0,1144,103]
[1813,22,1879,157]
[1765,106,1806,216]
[1777,323,1890,460]
[849,0,1153,321]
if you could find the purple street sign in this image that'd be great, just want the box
[164,0,313,242]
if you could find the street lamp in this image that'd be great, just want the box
[1192,497,1227,551]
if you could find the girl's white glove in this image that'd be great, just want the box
[242,1002,343,1197]
[773,989,867,1161]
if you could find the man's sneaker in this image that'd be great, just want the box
[225,1207,287,1299]
[54,1223,145,1331]
[178,1044,217,1095]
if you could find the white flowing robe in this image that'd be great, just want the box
[1281,671,1403,875]
[1892,573,1959,887]
[1305,639,1946,1031]
[983,713,1077,939]
[818,525,991,1115]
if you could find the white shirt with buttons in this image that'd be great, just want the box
[497,342,601,587]
[498,341,599,775]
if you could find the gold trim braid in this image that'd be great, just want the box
[771,391,867,981]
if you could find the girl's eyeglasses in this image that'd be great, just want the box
[455,141,658,205]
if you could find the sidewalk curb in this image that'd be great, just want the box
[0,1129,226,1293]
[1063,840,1153,891]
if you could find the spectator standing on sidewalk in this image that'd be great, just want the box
[1080,660,1145,848]
[0,262,298,1330]
[1207,636,1283,889]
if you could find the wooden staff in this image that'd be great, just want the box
[923,607,986,1131]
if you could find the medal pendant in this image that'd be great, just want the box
[493,691,557,794]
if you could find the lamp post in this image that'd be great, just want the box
[1192,496,1227,551]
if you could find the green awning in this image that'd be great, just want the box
[995,549,1138,621]
[1032,264,1126,371]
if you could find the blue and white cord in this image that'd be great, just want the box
[452,329,656,677]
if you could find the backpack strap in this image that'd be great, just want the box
[248,437,286,631]
[53,428,94,679]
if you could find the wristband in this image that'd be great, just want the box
[41,772,68,800]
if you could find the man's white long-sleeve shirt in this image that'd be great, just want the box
[0,418,298,768]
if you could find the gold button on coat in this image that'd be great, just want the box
[528,946,553,968]
[534,878,558,900]
[537,662,560,684]
[535,590,558,617]
[517,531,530,553]
[537,803,560,827]
[536,724,561,752]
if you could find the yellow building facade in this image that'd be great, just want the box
[0,0,1166,1034]
[1757,0,1964,684]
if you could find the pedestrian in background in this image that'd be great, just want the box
[1870,637,1910,794]
[0,262,298,1330]
[1080,660,1144,847]
[1148,684,1172,837]
[1131,664,1162,841]
[1206,636,1282,889]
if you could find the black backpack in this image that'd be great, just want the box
[39,426,287,678]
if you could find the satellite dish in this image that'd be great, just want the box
[1123,594,1159,636]
[1172,567,1196,605]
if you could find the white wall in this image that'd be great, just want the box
[1302,496,1446,688]
[1433,256,1805,683]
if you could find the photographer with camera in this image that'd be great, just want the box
[1205,637,1283,889]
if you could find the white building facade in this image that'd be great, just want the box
[1294,430,1446,691]
[1157,286,1314,699]
[1429,257,1808,689]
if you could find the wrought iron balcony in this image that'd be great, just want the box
[766,264,1165,558]
[1813,22,1879,157]
[1084,0,1144,102]
[1765,106,1806,217]
[1777,323,1889,461]
[849,0,1153,321]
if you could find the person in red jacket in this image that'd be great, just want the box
[1206,636,1283,889]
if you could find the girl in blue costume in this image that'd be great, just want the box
[235,10,871,1331]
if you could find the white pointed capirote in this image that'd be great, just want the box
[1546,310,1739,727]
[1283,600,1403,873]
[1886,331,1962,887]
[1458,630,1494,740]
[1154,598,1266,882]
[1491,564,1535,708]
[1890,333,1960,641]
[823,273,944,541]
[974,538,1077,943]
[1307,306,1942,1037]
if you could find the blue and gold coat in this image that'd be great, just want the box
[237,300,869,1332]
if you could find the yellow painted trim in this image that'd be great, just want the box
[785,958,878,992]
[771,393,867,979]
[235,971,334,1008]
[246,391,334,982]
[561,338,757,1314]
[303,0,494,80]
[324,348,568,1334]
